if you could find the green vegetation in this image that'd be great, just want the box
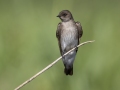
[0,0,120,90]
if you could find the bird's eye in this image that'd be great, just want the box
[63,13,67,16]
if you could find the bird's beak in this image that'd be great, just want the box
[57,15,60,17]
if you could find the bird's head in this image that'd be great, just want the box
[57,10,73,22]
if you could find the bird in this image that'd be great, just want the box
[56,10,83,75]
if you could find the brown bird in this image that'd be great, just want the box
[56,10,83,75]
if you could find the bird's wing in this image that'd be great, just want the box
[75,21,83,52]
[56,23,62,55]
[76,21,83,42]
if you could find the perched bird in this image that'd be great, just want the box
[56,10,83,75]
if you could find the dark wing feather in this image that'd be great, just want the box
[75,21,83,52]
[56,23,62,55]
[76,21,83,43]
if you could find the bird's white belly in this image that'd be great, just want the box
[61,28,78,52]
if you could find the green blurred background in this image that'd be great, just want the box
[0,0,120,90]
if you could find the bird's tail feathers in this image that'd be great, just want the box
[64,66,73,75]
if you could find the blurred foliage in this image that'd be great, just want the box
[0,0,120,90]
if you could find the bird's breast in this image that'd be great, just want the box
[60,26,78,51]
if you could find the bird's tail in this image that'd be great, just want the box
[63,50,76,76]
[64,65,73,75]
